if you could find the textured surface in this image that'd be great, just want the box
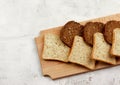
[60,21,83,47]
[92,33,116,64]
[69,36,95,69]
[104,21,120,44]
[83,22,104,45]
[1,0,120,85]
[111,28,120,56]
[43,33,70,62]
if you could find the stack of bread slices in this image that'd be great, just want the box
[42,20,120,70]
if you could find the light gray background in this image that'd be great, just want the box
[0,0,120,85]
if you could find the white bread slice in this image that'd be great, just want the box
[68,36,95,70]
[111,28,120,56]
[42,33,70,62]
[92,32,116,65]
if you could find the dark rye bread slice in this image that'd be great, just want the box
[104,20,120,44]
[60,21,83,47]
[83,22,104,46]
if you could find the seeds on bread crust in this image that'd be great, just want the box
[60,21,83,47]
[83,22,104,46]
[104,20,120,44]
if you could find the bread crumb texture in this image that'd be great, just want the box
[42,33,70,62]
[112,28,120,56]
[69,36,95,69]
[93,33,116,64]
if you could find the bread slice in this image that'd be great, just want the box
[42,33,70,62]
[92,32,116,65]
[68,36,95,70]
[111,28,120,56]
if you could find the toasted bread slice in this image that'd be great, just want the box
[42,33,70,62]
[92,33,116,65]
[111,28,120,56]
[68,36,95,70]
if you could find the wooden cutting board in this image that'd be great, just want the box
[35,13,120,80]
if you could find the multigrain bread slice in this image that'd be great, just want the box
[83,22,104,46]
[111,28,120,56]
[92,32,116,65]
[68,36,95,70]
[60,21,83,47]
[104,20,120,44]
[42,33,70,62]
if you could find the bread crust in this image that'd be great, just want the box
[68,60,95,70]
